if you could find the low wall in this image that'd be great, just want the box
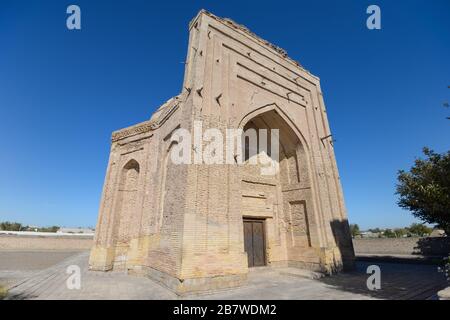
[0,234,93,251]
[2,234,448,256]
[353,237,450,257]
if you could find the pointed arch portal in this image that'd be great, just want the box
[240,108,314,267]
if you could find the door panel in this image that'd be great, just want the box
[243,219,266,267]
[252,222,265,266]
[244,221,254,267]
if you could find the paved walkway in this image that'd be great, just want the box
[1,250,447,300]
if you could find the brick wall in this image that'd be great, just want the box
[353,237,450,257]
[0,234,93,250]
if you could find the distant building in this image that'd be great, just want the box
[430,229,446,237]
[57,227,94,235]
[359,231,381,238]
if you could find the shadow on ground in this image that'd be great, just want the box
[414,237,450,257]
[319,260,448,300]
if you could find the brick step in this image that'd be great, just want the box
[276,267,325,280]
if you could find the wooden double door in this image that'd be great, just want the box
[243,219,266,267]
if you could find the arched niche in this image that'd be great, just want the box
[112,159,140,269]
[240,108,310,188]
[239,106,314,262]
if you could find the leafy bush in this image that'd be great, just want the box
[0,286,7,299]
[438,256,450,283]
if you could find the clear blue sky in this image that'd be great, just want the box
[0,0,449,229]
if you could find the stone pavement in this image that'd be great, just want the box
[2,250,447,300]
[0,250,84,289]
[320,259,447,300]
[0,250,82,270]
[4,251,176,300]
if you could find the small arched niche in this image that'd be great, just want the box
[116,159,140,245]
[158,141,178,232]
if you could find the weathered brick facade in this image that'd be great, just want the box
[89,10,355,294]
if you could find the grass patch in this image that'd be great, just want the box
[0,285,7,299]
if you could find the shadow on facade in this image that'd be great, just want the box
[329,219,356,272]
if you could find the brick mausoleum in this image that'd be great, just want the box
[89,10,355,294]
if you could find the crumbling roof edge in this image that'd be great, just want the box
[189,9,320,81]
[111,92,185,143]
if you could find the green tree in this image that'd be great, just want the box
[394,228,407,238]
[0,221,22,231]
[38,226,60,233]
[349,224,360,237]
[383,229,396,238]
[407,223,432,237]
[396,148,450,233]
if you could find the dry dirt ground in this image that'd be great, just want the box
[0,249,447,300]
